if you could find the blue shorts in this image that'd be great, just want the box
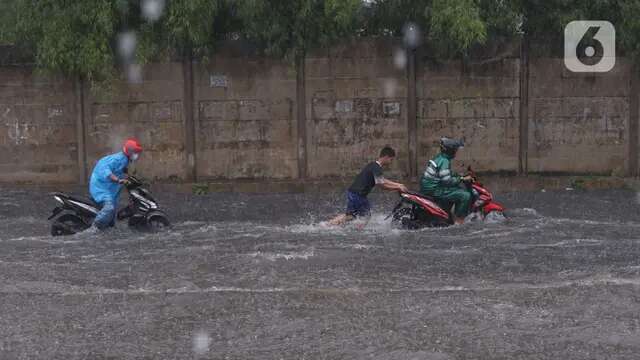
[345,191,371,218]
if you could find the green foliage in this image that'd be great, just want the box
[0,0,17,44]
[5,0,640,82]
[618,1,640,60]
[192,183,210,195]
[10,0,118,82]
[237,0,361,58]
[159,0,223,56]
[359,0,431,37]
[429,0,487,57]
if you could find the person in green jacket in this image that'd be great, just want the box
[420,137,472,225]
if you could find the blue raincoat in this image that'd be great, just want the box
[89,152,129,204]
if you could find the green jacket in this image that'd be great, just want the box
[420,152,461,194]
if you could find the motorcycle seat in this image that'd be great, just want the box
[51,192,99,207]
[403,191,437,201]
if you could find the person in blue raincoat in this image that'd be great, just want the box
[89,138,143,230]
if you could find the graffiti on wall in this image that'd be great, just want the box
[2,107,31,145]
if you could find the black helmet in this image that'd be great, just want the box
[439,137,464,157]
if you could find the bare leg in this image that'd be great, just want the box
[328,214,354,226]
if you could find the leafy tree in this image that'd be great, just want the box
[429,0,487,57]
[237,0,361,59]
[358,0,431,37]
[3,0,640,80]
[9,0,118,82]
[141,0,236,59]
[4,0,237,86]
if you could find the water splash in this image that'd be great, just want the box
[248,249,315,261]
[508,208,540,218]
[484,211,507,223]
[141,0,165,22]
[382,78,399,97]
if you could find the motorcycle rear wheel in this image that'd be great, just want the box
[51,214,89,236]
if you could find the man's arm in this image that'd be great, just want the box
[380,178,408,193]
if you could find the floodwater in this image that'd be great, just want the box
[0,186,639,359]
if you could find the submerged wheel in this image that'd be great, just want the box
[51,214,88,236]
[391,207,414,228]
[145,213,170,231]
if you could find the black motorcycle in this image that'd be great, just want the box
[48,175,170,236]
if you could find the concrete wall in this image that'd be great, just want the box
[527,59,631,174]
[417,56,521,175]
[194,44,298,180]
[85,63,187,181]
[306,38,408,179]
[0,38,638,185]
[0,68,79,183]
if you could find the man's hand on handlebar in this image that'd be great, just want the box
[398,184,409,193]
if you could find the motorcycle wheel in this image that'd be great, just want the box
[145,212,170,231]
[392,207,415,229]
[51,214,88,236]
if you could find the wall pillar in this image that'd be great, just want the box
[74,76,87,184]
[407,49,418,179]
[296,54,308,180]
[629,64,639,177]
[518,36,530,175]
[183,54,197,181]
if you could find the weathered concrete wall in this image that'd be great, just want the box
[527,58,631,174]
[85,63,187,181]
[194,44,298,180]
[306,38,408,179]
[0,68,79,183]
[0,38,638,185]
[417,52,521,176]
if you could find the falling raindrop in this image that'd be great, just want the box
[402,22,422,49]
[142,0,165,22]
[393,48,407,70]
[118,31,137,62]
[382,78,398,98]
[192,331,211,355]
[127,64,143,84]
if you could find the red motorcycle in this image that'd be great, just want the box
[389,168,505,229]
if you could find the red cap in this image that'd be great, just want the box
[123,138,143,157]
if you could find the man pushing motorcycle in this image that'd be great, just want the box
[89,138,143,230]
[420,137,473,225]
[328,146,409,226]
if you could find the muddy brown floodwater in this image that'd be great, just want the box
[0,187,639,359]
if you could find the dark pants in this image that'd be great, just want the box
[432,188,471,218]
[345,191,371,218]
